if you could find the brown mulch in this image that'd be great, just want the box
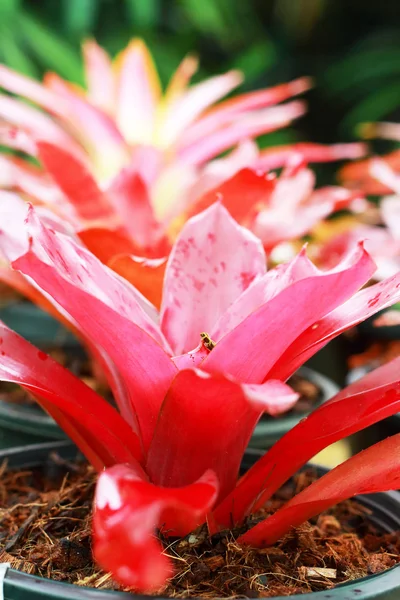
[0,455,399,597]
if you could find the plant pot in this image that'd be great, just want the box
[2,441,399,600]
[250,367,340,449]
[0,302,80,444]
[356,308,400,343]
[304,336,349,387]
[0,302,76,348]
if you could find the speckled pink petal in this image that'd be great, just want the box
[211,247,318,340]
[160,203,266,355]
[202,243,376,383]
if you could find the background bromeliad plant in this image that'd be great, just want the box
[0,201,400,591]
[0,38,368,310]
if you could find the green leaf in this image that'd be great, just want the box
[325,48,400,94]
[19,13,83,84]
[0,28,38,77]
[340,82,400,134]
[125,0,159,29]
[232,40,277,84]
[0,0,20,20]
[62,0,98,37]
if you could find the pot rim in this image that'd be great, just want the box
[251,367,340,444]
[0,366,339,442]
[1,441,399,600]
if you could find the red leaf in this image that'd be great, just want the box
[93,463,218,591]
[186,168,275,224]
[0,322,142,469]
[146,369,297,501]
[270,270,400,381]
[213,356,400,528]
[7,206,177,450]
[239,433,400,547]
[37,142,116,222]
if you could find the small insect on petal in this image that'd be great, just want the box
[200,332,216,351]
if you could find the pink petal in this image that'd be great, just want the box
[202,243,376,383]
[0,64,69,117]
[159,70,243,147]
[370,158,400,195]
[177,101,306,166]
[181,77,311,149]
[82,39,115,113]
[239,433,400,547]
[107,166,166,248]
[0,322,142,468]
[0,205,177,449]
[271,270,400,381]
[214,356,400,528]
[382,195,400,240]
[115,39,161,145]
[160,203,266,355]
[253,202,332,252]
[211,247,318,341]
[146,369,297,501]
[0,93,83,158]
[256,142,368,170]
[0,125,38,155]
[45,73,128,178]
[93,463,218,592]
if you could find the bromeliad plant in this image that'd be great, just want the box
[0,39,367,286]
[1,202,400,591]
[319,157,400,281]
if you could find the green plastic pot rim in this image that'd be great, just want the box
[251,367,340,447]
[1,441,399,600]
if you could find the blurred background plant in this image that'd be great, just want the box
[1,0,400,161]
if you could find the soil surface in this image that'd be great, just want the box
[0,454,399,597]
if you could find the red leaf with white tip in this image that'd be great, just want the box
[93,463,218,592]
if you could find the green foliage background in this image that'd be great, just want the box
[1,0,400,150]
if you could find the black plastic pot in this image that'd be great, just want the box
[1,441,399,600]
[356,308,400,343]
[250,367,340,449]
[0,302,76,348]
[0,302,79,444]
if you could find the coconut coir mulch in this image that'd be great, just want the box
[0,454,399,597]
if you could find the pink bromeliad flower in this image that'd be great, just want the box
[1,201,400,590]
[0,39,367,267]
[339,121,400,195]
[318,159,400,281]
